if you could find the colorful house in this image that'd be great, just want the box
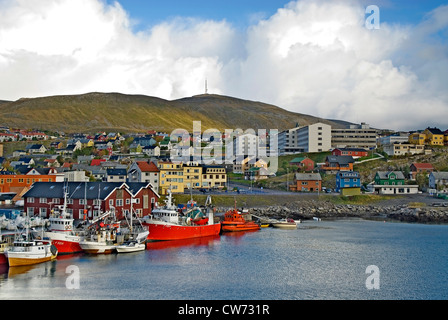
[289,156,315,171]
[408,132,426,145]
[423,127,444,146]
[409,163,435,180]
[321,156,355,172]
[290,173,322,192]
[332,148,368,159]
[369,171,418,195]
[0,173,58,193]
[335,171,361,195]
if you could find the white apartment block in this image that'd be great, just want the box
[278,123,331,155]
[297,123,332,153]
[331,123,378,150]
[233,133,259,158]
[278,126,302,155]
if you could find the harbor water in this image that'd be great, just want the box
[1,218,448,300]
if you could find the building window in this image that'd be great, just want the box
[40,198,47,204]
[28,197,35,203]
[116,199,123,207]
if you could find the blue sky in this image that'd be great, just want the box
[113,0,292,29]
[115,0,448,29]
[0,0,447,130]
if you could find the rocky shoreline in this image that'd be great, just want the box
[218,199,448,224]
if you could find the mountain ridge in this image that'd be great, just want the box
[0,92,350,133]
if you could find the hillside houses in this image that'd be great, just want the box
[1,123,448,204]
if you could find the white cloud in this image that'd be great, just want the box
[0,0,447,131]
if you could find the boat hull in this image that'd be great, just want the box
[44,231,83,255]
[143,222,221,241]
[271,223,297,229]
[0,253,8,265]
[116,244,145,253]
[79,242,116,254]
[7,254,57,267]
[221,222,260,232]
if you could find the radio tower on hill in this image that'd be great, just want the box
[205,78,208,94]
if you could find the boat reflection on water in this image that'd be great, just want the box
[146,234,221,251]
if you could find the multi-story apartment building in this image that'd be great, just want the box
[158,161,227,195]
[297,123,332,153]
[278,122,331,155]
[331,123,378,150]
[158,161,185,195]
[278,126,302,155]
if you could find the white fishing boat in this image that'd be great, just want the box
[79,226,119,254]
[271,218,298,229]
[5,238,58,267]
[4,215,58,267]
[115,231,149,253]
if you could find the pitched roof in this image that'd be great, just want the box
[326,155,355,164]
[136,161,159,172]
[23,182,155,200]
[431,172,448,180]
[411,163,434,170]
[290,157,307,163]
[106,168,127,176]
[426,127,444,135]
[376,171,405,180]
[295,173,322,181]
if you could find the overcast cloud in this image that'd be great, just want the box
[0,0,447,131]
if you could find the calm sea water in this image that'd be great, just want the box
[1,218,448,300]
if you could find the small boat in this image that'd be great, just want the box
[4,210,58,267]
[271,218,297,229]
[79,219,120,254]
[116,231,149,253]
[221,208,260,232]
[5,239,58,267]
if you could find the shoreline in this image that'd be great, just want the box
[207,193,448,224]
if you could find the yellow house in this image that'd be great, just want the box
[408,132,426,145]
[237,156,269,173]
[423,127,444,146]
[202,166,227,189]
[183,162,202,190]
[158,161,185,195]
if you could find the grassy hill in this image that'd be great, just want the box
[0,92,347,133]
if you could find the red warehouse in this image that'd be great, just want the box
[22,182,159,220]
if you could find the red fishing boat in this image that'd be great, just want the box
[141,192,221,241]
[221,208,260,232]
[43,190,87,255]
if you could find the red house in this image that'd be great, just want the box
[332,148,368,159]
[22,182,159,220]
[289,156,315,171]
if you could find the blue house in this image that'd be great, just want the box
[335,171,361,195]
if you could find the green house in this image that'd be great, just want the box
[374,171,405,186]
